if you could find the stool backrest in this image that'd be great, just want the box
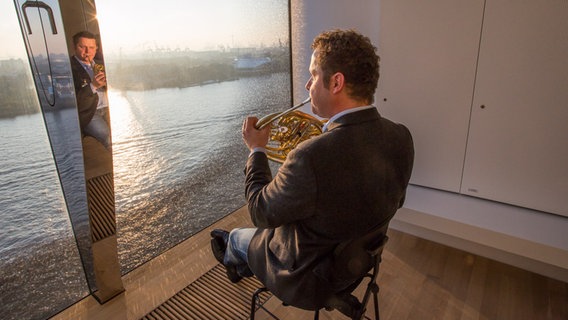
[328,224,389,292]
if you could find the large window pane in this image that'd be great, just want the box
[0,2,88,319]
[95,0,291,273]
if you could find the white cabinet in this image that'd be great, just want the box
[378,0,568,217]
[378,0,485,192]
[462,0,568,216]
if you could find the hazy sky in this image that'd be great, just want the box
[96,0,289,55]
[1,0,288,59]
[0,1,28,59]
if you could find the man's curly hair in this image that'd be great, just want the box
[311,29,380,103]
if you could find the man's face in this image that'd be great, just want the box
[305,50,331,118]
[74,37,97,64]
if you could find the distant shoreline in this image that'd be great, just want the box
[0,48,290,118]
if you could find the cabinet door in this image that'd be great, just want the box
[378,0,484,192]
[462,0,568,217]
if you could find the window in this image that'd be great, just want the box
[95,0,291,273]
[0,2,88,319]
[1,0,291,318]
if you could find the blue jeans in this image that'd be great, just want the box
[84,108,111,150]
[225,227,256,277]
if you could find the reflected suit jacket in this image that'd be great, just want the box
[70,57,99,131]
[245,107,414,309]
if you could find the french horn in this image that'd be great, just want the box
[255,98,326,163]
[88,57,104,75]
[93,63,104,75]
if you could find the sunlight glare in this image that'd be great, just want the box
[108,89,140,140]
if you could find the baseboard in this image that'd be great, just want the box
[390,208,568,283]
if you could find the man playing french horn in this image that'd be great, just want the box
[70,30,111,150]
[210,29,415,310]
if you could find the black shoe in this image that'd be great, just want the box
[225,265,243,283]
[210,229,229,264]
[210,229,230,248]
[209,229,242,283]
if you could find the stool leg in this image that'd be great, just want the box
[372,285,380,320]
[251,288,268,320]
[250,290,258,320]
[251,287,280,320]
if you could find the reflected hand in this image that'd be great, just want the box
[92,71,106,89]
[242,116,270,151]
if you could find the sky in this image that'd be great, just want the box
[1,1,29,59]
[1,0,289,59]
[96,0,288,54]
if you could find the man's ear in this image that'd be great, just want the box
[331,72,344,94]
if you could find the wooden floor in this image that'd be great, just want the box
[53,206,568,320]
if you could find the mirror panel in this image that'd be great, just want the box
[13,0,124,305]
[0,2,88,319]
[14,0,97,289]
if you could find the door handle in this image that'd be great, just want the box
[22,1,58,35]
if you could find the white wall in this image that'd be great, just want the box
[290,0,380,108]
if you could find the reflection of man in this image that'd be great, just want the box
[70,31,111,150]
[210,29,414,309]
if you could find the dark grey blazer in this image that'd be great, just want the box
[245,107,414,309]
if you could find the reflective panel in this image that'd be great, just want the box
[13,0,124,306]
[0,2,88,319]
[13,0,97,292]
[94,0,291,273]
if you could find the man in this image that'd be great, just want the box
[211,29,414,309]
[70,31,111,150]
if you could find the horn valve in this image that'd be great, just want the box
[264,110,324,163]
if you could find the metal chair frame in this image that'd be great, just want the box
[250,235,388,320]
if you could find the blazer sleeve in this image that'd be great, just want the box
[245,147,317,228]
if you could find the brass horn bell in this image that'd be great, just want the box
[255,98,326,163]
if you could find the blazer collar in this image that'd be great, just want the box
[324,107,380,132]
